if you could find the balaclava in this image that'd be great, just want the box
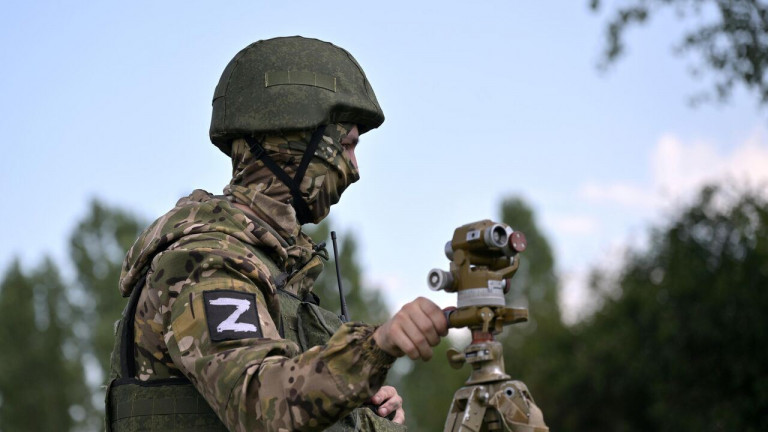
[224,123,360,225]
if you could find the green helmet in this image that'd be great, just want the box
[209,36,385,155]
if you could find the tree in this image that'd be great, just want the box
[0,259,89,431]
[0,200,145,432]
[499,197,562,335]
[590,0,768,106]
[68,199,146,383]
[66,199,146,430]
[556,185,768,431]
[497,197,569,427]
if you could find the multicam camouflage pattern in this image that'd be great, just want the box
[226,123,360,224]
[209,36,385,156]
[117,128,395,430]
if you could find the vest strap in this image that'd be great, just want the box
[109,382,212,420]
[119,267,149,379]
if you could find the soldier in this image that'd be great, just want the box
[105,36,448,431]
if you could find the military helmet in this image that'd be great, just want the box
[209,36,385,155]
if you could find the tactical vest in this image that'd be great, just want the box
[105,245,405,432]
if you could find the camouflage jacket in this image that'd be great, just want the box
[118,189,395,431]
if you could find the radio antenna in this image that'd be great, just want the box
[331,231,350,322]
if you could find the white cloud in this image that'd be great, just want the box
[725,132,768,183]
[582,128,768,210]
[652,134,720,197]
[653,132,768,201]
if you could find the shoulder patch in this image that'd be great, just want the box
[203,290,263,341]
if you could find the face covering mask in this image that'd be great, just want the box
[227,123,360,224]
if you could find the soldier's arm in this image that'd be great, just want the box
[148,243,395,431]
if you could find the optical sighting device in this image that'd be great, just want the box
[428,220,548,432]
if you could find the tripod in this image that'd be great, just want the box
[426,220,549,432]
[441,307,548,432]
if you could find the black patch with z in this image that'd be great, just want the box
[203,290,262,342]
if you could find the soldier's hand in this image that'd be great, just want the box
[370,385,405,424]
[373,297,448,361]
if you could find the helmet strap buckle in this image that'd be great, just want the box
[245,136,266,160]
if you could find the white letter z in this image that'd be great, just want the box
[209,298,258,333]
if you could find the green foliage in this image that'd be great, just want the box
[555,185,768,431]
[590,0,768,106]
[0,259,89,431]
[500,196,561,325]
[69,199,146,379]
[497,197,568,425]
[0,200,146,431]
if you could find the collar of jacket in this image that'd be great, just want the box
[224,183,317,273]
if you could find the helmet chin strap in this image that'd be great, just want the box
[243,125,326,225]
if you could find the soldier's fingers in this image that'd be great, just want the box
[404,298,444,346]
[399,335,421,360]
[377,398,400,418]
[415,297,449,336]
[376,298,446,359]
[402,299,441,344]
[392,407,405,425]
[404,305,440,347]
[370,385,396,405]
[388,321,419,360]
[400,316,434,360]
[376,387,402,418]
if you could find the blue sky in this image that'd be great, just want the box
[2,1,766,322]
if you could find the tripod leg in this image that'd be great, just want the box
[444,381,549,432]
[444,385,489,432]
[487,381,549,432]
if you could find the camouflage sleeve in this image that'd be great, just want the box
[147,238,395,432]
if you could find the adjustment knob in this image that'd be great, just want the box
[446,348,466,369]
[509,231,527,253]
[427,269,454,292]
